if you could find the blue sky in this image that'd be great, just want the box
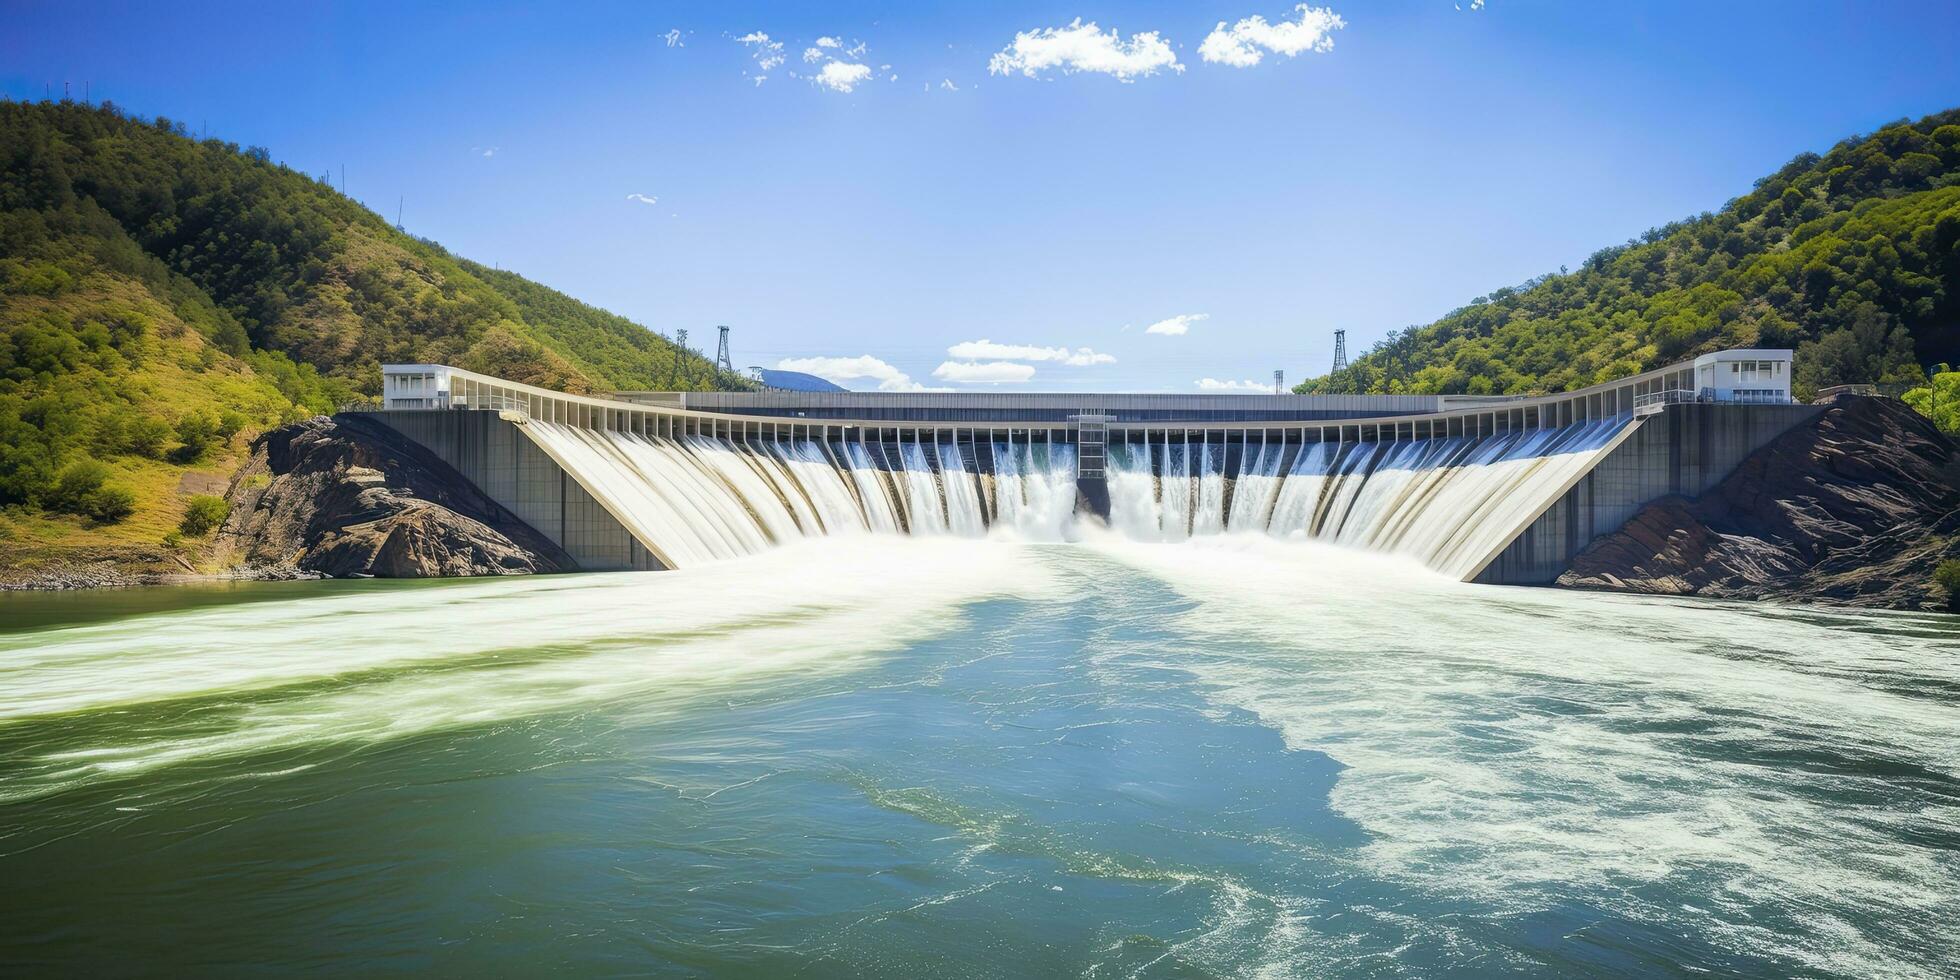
[8,1,1960,392]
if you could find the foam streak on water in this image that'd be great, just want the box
[0,538,1045,797]
[1085,534,1960,978]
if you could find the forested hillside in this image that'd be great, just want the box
[1301,108,1960,399]
[0,99,745,559]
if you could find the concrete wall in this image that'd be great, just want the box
[368,411,660,572]
[1474,403,1820,585]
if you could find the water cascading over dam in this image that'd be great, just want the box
[521,423,1082,567]
[1105,419,1627,580]
[514,415,1629,581]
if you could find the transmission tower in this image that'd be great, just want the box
[715,325,734,374]
[1330,329,1348,375]
[1274,369,1284,394]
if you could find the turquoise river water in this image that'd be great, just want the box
[1,535,1956,977]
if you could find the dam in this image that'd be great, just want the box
[370,349,1816,584]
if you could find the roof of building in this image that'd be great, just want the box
[754,368,847,392]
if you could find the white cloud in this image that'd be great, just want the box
[846,41,867,58]
[933,361,1037,384]
[803,46,824,63]
[1200,5,1345,67]
[625,193,658,206]
[946,339,1113,366]
[1144,313,1209,336]
[1196,377,1271,392]
[988,19,1182,81]
[816,36,841,48]
[737,31,786,73]
[814,61,873,92]
[776,355,944,392]
[940,78,959,91]
[662,28,684,48]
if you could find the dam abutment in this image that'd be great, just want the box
[1474,403,1821,584]
[366,410,659,572]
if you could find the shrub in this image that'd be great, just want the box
[41,461,136,523]
[44,460,110,513]
[171,412,220,463]
[1936,560,1960,612]
[127,416,174,458]
[82,485,135,523]
[217,410,249,439]
[179,494,229,536]
[0,432,56,506]
[162,530,183,549]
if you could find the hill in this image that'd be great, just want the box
[0,99,746,570]
[1299,108,1960,400]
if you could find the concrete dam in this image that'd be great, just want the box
[370,349,1817,585]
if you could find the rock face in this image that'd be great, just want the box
[217,414,572,579]
[1557,396,1958,610]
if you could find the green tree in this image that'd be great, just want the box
[82,485,135,523]
[171,412,220,463]
[42,460,134,523]
[1903,365,1960,435]
[1935,560,1960,612]
[179,494,229,535]
[127,417,174,459]
[43,459,110,513]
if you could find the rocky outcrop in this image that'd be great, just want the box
[0,545,196,591]
[1558,397,1958,609]
[216,414,571,579]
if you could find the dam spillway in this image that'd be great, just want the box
[371,350,1817,584]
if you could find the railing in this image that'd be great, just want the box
[1813,384,1875,400]
[1633,389,1698,412]
[1634,388,1794,413]
[1812,383,1909,402]
[450,393,531,417]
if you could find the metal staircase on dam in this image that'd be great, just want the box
[1071,413,1109,479]
[1070,413,1113,519]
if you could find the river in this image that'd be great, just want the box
[2,535,1955,977]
